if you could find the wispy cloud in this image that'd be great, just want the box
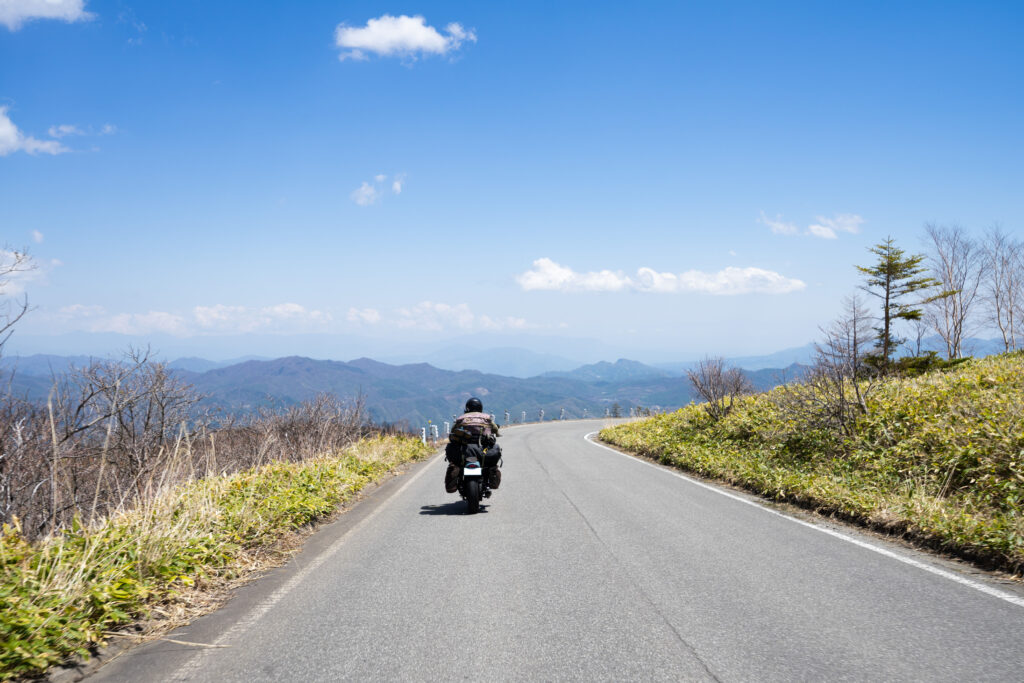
[0,0,93,31]
[335,14,476,61]
[807,214,864,239]
[47,124,83,138]
[758,211,799,235]
[55,306,187,336]
[350,182,380,206]
[57,302,332,336]
[0,107,69,156]
[516,258,805,295]
[347,307,381,325]
[350,173,406,206]
[193,303,331,333]
[47,122,117,139]
[31,230,44,244]
[761,211,864,239]
[396,301,527,332]
[0,249,59,294]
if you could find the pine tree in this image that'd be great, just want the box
[856,237,942,370]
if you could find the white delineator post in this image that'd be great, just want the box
[420,427,426,444]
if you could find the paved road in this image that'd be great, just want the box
[91,420,1024,682]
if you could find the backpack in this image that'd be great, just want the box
[450,412,494,444]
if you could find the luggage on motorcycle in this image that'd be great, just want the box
[449,412,495,444]
[459,442,501,468]
[444,463,459,493]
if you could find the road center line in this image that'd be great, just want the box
[584,431,1024,609]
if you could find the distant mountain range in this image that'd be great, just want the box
[1,353,803,426]
[3,336,1009,426]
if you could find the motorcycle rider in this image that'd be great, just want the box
[445,397,502,493]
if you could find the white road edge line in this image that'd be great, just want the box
[173,450,445,680]
[584,432,1024,609]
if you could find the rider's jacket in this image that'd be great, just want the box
[450,411,500,444]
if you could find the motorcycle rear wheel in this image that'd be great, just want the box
[465,479,481,514]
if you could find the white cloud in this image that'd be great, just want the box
[761,211,864,240]
[351,173,405,206]
[0,250,59,294]
[350,181,380,206]
[479,314,527,331]
[0,0,93,30]
[193,303,331,333]
[335,14,476,61]
[105,311,189,336]
[57,306,188,336]
[807,213,864,240]
[58,303,104,317]
[516,258,805,295]
[47,124,82,138]
[57,306,190,336]
[47,122,117,139]
[758,211,798,235]
[31,230,44,243]
[0,107,68,156]
[396,301,527,332]
[516,258,632,292]
[56,302,331,336]
[347,307,381,325]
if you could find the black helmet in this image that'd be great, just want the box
[465,397,483,413]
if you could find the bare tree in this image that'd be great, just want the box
[922,223,981,359]
[0,247,35,355]
[813,295,877,422]
[773,295,880,440]
[686,356,752,421]
[1,346,371,539]
[980,226,1023,351]
[910,317,929,357]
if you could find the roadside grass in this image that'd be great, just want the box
[0,435,433,680]
[600,352,1024,573]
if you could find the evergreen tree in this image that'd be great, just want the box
[856,237,943,370]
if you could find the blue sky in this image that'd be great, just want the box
[2,0,1022,362]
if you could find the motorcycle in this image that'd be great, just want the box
[451,440,501,514]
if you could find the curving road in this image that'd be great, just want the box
[89,420,1024,682]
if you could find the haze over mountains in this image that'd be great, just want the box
[3,336,1008,426]
[3,350,805,426]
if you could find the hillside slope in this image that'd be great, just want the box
[601,352,1024,572]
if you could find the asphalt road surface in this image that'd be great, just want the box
[90,420,1024,682]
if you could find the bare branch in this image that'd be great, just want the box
[922,223,981,359]
[686,356,752,421]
